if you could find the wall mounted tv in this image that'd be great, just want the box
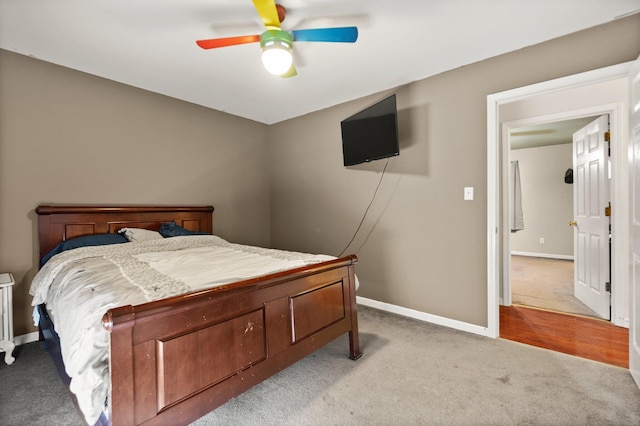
[341,94,399,167]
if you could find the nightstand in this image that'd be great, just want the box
[0,273,15,365]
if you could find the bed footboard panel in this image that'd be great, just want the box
[156,308,266,410]
[104,257,360,426]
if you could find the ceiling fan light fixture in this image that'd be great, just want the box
[260,30,293,76]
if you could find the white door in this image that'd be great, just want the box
[572,115,610,320]
[629,55,640,389]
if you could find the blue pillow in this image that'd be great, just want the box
[159,222,207,237]
[40,233,129,267]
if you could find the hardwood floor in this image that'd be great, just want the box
[500,304,629,368]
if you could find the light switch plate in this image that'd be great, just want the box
[464,187,474,201]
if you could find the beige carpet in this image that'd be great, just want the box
[510,255,600,318]
[2,306,640,425]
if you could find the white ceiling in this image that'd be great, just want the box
[1,1,638,125]
[510,117,598,150]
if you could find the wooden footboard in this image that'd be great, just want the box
[103,256,360,426]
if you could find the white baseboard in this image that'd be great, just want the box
[511,251,574,260]
[14,332,39,346]
[356,296,494,338]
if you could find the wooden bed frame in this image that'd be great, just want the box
[35,205,361,426]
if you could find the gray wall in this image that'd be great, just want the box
[268,14,640,327]
[0,50,270,335]
[510,144,574,257]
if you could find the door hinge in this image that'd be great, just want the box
[605,282,611,292]
[604,131,610,142]
[605,204,611,217]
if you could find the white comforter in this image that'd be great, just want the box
[30,235,336,425]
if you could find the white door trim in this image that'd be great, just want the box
[487,62,633,337]
[628,54,640,388]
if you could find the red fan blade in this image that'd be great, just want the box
[196,35,261,49]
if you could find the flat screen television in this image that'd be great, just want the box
[341,94,399,166]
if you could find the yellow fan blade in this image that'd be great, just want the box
[281,63,297,78]
[252,0,281,30]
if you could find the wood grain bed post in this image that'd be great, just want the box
[347,262,362,360]
[102,306,136,426]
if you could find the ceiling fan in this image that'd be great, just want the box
[196,0,358,77]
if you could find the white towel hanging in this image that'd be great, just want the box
[510,160,524,232]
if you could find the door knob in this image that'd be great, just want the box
[568,220,577,227]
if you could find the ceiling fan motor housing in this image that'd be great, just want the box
[260,29,293,50]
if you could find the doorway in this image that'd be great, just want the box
[486,62,632,338]
[508,117,603,320]
[499,108,626,364]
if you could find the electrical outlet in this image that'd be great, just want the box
[539,237,545,244]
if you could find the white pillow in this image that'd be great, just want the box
[118,228,163,242]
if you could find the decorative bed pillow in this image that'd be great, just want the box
[159,222,207,237]
[40,233,129,266]
[118,228,164,242]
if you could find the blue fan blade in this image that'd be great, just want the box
[290,27,358,43]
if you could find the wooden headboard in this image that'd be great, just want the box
[36,205,214,260]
